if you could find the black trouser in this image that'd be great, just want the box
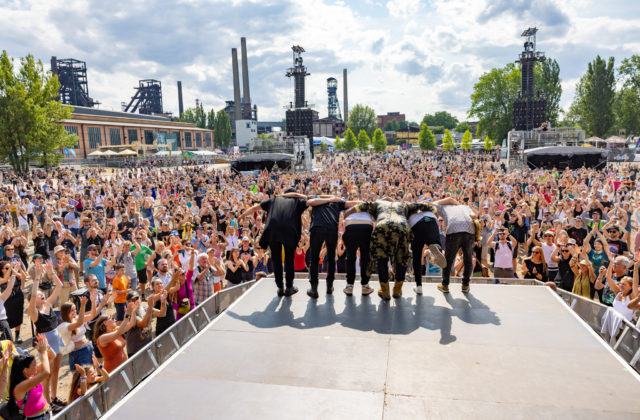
[442,232,475,286]
[411,218,440,287]
[377,258,406,284]
[268,241,296,289]
[343,224,372,285]
[309,227,338,288]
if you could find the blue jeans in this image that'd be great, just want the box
[69,343,93,371]
[115,302,126,321]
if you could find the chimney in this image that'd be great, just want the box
[240,37,252,119]
[343,68,348,122]
[50,56,58,75]
[177,81,184,118]
[231,48,241,122]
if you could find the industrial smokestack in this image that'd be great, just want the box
[177,81,184,119]
[50,56,57,75]
[231,48,241,122]
[240,37,252,119]
[343,68,348,122]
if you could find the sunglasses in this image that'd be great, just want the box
[532,251,540,254]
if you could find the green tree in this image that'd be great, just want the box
[460,129,472,151]
[343,128,357,151]
[615,88,640,135]
[214,110,232,148]
[0,51,76,172]
[442,129,455,151]
[421,111,459,129]
[616,55,640,135]
[357,129,371,151]
[334,135,343,151]
[418,123,436,151]
[180,108,196,124]
[371,128,387,152]
[454,121,471,133]
[483,135,493,151]
[569,56,616,137]
[431,126,445,135]
[319,142,328,154]
[206,108,216,131]
[347,104,377,138]
[384,119,399,131]
[536,58,562,125]
[469,63,520,144]
[397,120,409,130]
[194,105,206,128]
[619,55,640,91]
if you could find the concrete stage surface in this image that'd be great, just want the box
[105,280,640,419]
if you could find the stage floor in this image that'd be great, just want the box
[106,280,640,419]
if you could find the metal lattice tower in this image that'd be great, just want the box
[50,57,99,107]
[513,27,547,131]
[286,45,310,108]
[124,79,163,115]
[327,77,342,120]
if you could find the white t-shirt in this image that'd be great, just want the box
[0,298,7,321]
[541,242,558,269]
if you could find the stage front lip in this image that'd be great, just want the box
[104,280,640,420]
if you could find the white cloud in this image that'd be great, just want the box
[0,0,638,123]
[386,0,421,18]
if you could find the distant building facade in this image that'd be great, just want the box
[377,112,405,128]
[59,106,214,158]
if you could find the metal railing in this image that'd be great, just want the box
[553,287,640,373]
[54,281,255,420]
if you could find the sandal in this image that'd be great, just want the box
[53,397,68,406]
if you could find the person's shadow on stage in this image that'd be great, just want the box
[443,292,501,327]
[296,295,338,329]
[226,296,302,329]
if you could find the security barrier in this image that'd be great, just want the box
[554,287,640,373]
[54,281,255,420]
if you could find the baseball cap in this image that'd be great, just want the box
[242,236,251,241]
[126,291,141,301]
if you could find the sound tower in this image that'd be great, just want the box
[513,28,546,131]
[286,109,314,153]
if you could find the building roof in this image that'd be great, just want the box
[62,118,211,131]
[70,106,172,122]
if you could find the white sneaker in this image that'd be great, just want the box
[361,284,375,296]
[343,285,354,296]
[414,285,423,295]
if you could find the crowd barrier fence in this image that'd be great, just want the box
[54,281,255,420]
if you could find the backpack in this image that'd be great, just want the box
[70,287,92,312]
[495,241,513,252]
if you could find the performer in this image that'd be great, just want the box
[240,190,307,297]
[342,205,375,296]
[350,200,436,300]
[408,207,446,295]
[306,196,346,299]
[434,197,476,293]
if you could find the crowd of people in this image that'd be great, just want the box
[0,149,638,417]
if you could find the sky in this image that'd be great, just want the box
[2,0,640,123]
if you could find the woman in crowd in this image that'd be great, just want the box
[174,250,196,320]
[0,260,26,343]
[58,297,91,371]
[521,245,548,282]
[93,300,138,373]
[572,259,596,298]
[28,268,65,407]
[9,335,50,419]
[67,358,110,403]
[225,247,247,287]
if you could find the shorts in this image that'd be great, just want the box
[69,342,93,371]
[43,328,62,355]
[19,224,29,231]
[137,269,148,284]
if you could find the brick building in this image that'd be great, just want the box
[377,112,405,128]
[59,106,214,158]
